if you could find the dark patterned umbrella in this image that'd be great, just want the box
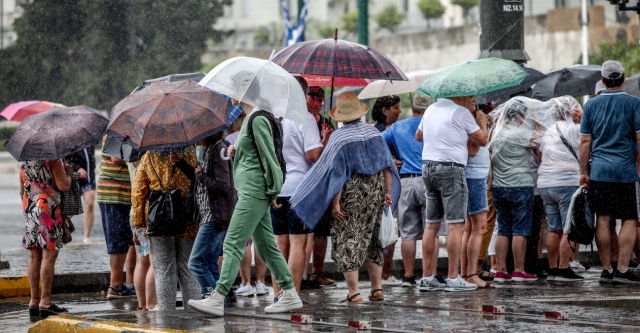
[272,31,408,109]
[4,106,108,161]
[107,80,238,153]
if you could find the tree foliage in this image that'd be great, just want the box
[450,0,478,10]
[341,10,359,36]
[417,0,445,28]
[0,0,231,111]
[588,41,640,76]
[374,4,403,33]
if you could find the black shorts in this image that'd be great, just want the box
[313,209,332,237]
[270,197,310,235]
[589,180,638,221]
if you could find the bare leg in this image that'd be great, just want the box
[466,212,488,286]
[343,270,362,301]
[610,222,619,265]
[82,190,96,239]
[288,234,308,293]
[272,234,290,295]
[125,246,135,285]
[617,219,637,272]
[28,248,43,308]
[490,255,497,272]
[546,231,562,269]
[596,216,613,271]
[254,248,267,284]
[446,223,465,279]
[303,233,313,279]
[460,219,471,278]
[366,259,383,298]
[109,253,127,288]
[431,237,439,273]
[496,236,510,273]
[512,236,527,273]
[401,240,417,278]
[312,235,328,275]
[421,223,440,277]
[134,250,150,308]
[381,244,395,280]
[146,255,157,310]
[38,249,59,308]
[558,234,573,269]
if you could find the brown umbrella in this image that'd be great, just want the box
[107,80,237,152]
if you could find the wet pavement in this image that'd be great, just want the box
[3,269,640,332]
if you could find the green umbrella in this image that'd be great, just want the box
[416,58,529,99]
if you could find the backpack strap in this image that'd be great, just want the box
[556,123,579,162]
[247,111,275,175]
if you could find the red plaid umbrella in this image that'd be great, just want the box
[272,31,407,109]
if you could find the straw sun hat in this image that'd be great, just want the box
[329,92,369,122]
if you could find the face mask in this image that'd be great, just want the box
[196,146,204,164]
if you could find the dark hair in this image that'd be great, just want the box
[371,95,401,123]
[603,73,625,88]
[294,76,308,93]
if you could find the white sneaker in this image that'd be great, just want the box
[83,238,91,244]
[255,282,269,296]
[188,290,225,316]
[444,276,478,292]
[569,261,586,272]
[418,276,446,291]
[235,283,255,297]
[264,288,303,314]
[381,276,402,286]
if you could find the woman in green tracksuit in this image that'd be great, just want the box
[189,107,303,316]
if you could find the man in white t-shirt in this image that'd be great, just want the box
[416,96,488,292]
[270,109,330,297]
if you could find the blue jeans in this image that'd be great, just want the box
[493,187,534,237]
[539,186,579,232]
[188,222,226,294]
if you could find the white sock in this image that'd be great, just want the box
[608,269,614,274]
[424,275,434,282]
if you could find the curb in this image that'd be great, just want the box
[29,315,195,333]
[0,272,111,298]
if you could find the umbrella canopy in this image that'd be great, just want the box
[0,101,65,122]
[358,70,433,99]
[476,65,547,105]
[300,74,371,87]
[107,80,238,153]
[131,72,206,94]
[416,58,529,99]
[199,56,308,126]
[622,73,640,97]
[531,65,602,101]
[330,86,374,109]
[4,106,107,161]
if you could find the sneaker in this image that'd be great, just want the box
[225,288,237,304]
[83,237,91,244]
[511,271,538,282]
[300,278,320,290]
[107,284,136,299]
[630,258,639,269]
[434,275,447,285]
[547,268,557,281]
[381,276,402,286]
[555,268,584,282]
[613,270,640,284]
[599,269,614,283]
[494,271,512,282]
[569,260,587,272]
[188,289,225,316]
[311,272,336,286]
[401,276,417,287]
[418,276,446,291]
[264,288,303,314]
[255,282,269,296]
[444,276,478,292]
[235,283,255,297]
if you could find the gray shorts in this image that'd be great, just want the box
[398,176,426,241]
[422,161,468,224]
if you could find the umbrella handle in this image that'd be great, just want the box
[220,148,231,161]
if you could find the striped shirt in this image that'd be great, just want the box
[97,153,132,205]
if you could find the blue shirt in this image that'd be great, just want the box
[466,146,490,179]
[580,90,640,183]
[381,116,424,175]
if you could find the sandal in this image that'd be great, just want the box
[340,293,361,302]
[29,307,39,317]
[368,289,384,301]
[467,274,495,289]
[477,267,495,281]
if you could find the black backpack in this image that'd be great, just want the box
[247,110,287,183]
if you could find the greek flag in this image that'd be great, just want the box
[281,0,309,46]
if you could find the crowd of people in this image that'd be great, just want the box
[19,59,640,318]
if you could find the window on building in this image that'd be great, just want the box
[555,0,567,8]
[242,0,249,17]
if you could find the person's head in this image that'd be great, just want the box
[412,94,434,115]
[329,91,369,124]
[228,110,246,134]
[196,131,224,146]
[552,96,582,124]
[601,60,625,89]
[449,96,476,113]
[371,95,401,125]
[477,102,496,115]
[295,76,309,94]
[502,98,528,126]
[306,86,325,116]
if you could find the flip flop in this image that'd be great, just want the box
[368,288,384,301]
[467,274,495,288]
[340,293,361,302]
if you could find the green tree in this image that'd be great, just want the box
[0,0,232,111]
[451,0,478,22]
[417,0,445,29]
[254,26,271,47]
[587,40,640,76]
[374,4,404,33]
[342,10,359,37]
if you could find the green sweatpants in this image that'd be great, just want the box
[215,192,294,295]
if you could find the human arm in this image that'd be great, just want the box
[305,147,323,163]
[383,167,393,208]
[195,148,232,196]
[468,111,489,147]
[579,134,592,188]
[110,155,126,166]
[170,150,195,181]
[50,159,72,192]
[467,138,480,157]
[415,129,423,142]
[253,116,283,200]
[131,158,150,229]
[331,190,345,222]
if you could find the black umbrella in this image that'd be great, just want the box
[531,65,602,101]
[622,73,640,97]
[4,106,108,161]
[476,65,547,105]
[106,72,207,161]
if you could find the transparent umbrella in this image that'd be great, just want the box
[358,70,433,99]
[198,56,307,126]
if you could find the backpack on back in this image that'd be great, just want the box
[247,110,287,183]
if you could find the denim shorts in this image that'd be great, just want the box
[466,177,489,216]
[493,187,534,237]
[81,181,96,193]
[270,197,311,235]
[99,203,134,254]
[422,162,468,224]
[540,186,579,232]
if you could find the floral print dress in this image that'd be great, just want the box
[21,160,64,250]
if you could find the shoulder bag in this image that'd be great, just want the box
[146,163,186,237]
[62,172,84,216]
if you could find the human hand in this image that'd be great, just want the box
[169,150,182,164]
[133,226,142,246]
[332,202,345,222]
[64,163,73,173]
[394,159,403,170]
[78,168,87,179]
[321,125,333,145]
[384,193,392,208]
[271,200,282,209]
[579,173,590,189]
[476,110,489,128]
[195,166,203,174]
[227,145,236,157]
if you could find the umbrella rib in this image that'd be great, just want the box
[138,96,169,148]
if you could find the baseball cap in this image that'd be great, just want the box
[594,80,606,95]
[307,86,324,97]
[413,94,435,109]
[602,60,624,80]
